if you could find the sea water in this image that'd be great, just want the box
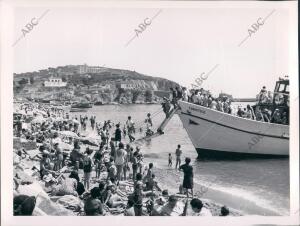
[70,104,289,216]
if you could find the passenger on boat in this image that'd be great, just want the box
[223,99,232,114]
[282,112,288,124]
[246,105,256,120]
[191,90,199,104]
[202,94,209,107]
[170,88,178,107]
[216,99,224,112]
[255,108,264,122]
[237,106,244,117]
[267,91,273,103]
[207,95,213,108]
[271,109,282,124]
[161,97,171,118]
[210,98,217,110]
[176,86,183,101]
[198,90,203,104]
[261,108,271,122]
[188,89,194,102]
[258,86,269,104]
[182,87,188,101]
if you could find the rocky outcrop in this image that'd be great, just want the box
[14,65,179,104]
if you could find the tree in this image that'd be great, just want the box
[18,78,28,85]
[29,77,34,84]
[145,90,153,102]
[82,78,90,86]
[132,90,141,103]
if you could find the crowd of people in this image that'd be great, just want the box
[168,85,289,125]
[13,102,231,216]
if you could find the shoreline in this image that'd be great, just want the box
[143,157,285,216]
[13,102,288,216]
[141,157,242,216]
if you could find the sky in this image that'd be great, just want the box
[12,3,296,98]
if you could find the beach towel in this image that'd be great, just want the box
[56,195,83,211]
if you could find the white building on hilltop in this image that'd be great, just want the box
[44,77,67,87]
[79,64,106,74]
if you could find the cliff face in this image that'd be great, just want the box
[13,66,178,104]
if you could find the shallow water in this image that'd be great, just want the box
[69,104,289,215]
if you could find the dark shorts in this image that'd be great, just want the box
[183,177,193,189]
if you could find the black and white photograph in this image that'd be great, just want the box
[0,0,299,225]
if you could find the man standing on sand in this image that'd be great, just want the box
[175,144,182,170]
[114,142,127,181]
[83,148,93,191]
[114,124,122,145]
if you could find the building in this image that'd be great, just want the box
[120,83,138,89]
[118,80,158,90]
[99,84,112,89]
[78,64,106,74]
[44,77,67,87]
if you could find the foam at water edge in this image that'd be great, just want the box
[193,177,289,216]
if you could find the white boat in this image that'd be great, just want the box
[177,100,289,157]
[175,78,289,158]
[140,78,289,158]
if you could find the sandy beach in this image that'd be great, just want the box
[12,100,290,216]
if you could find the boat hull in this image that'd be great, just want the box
[71,103,93,108]
[70,108,88,112]
[177,101,289,157]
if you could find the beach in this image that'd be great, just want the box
[71,104,290,216]
[12,102,289,216]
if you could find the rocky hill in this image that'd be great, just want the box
[13,65,179,104]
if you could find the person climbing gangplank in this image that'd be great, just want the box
[145,113,154,137]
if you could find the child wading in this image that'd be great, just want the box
[175,144,182,170]
[93,147,103,179]
[168,153,172,167]
[126,116,135,142]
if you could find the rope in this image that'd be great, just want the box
[132,108,164,129]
